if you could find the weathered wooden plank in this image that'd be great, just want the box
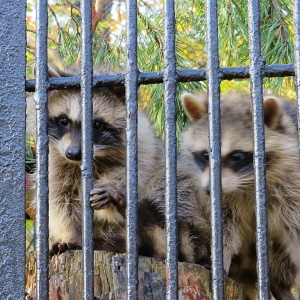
[25,251,244,299]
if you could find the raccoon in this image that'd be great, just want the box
[26,66,162,254]
[180,92,300,300]
[93,150,212,267]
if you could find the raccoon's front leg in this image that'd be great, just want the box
[222,207,243,274]
[90,184,126,217]
[50,242,82,256]
[49,196,82,255]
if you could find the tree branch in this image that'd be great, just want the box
[270,0,289,42]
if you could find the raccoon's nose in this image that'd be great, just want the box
[66,146,81,161]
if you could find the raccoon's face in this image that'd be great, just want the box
[181,92,287,196]
[192,137,255,195]
[48,89,126,163]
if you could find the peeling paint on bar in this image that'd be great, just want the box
[80,0,94,299]
[164,0,178,299]
[35,0,50,299]
[205,0,224,299]
[125,0,139,299]
[0,1,26,299]
[248,0,270,299]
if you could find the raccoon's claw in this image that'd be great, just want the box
[50,242,82,256]
[90,185,125,213]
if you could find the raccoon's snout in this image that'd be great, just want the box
[66,146,81,161]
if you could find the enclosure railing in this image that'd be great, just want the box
[1,0,300,299]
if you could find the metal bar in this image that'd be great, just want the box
[125,0,139,299]
[80,0,94,298]
[164,0,178,299]
[248,0,270,299]
[0,1,26,299]
[26,64,296,92]
[35,0,50,298]
[205,0,224,299]
[295,0,300,153]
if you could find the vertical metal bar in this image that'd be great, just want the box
[0,1,26,299]
[295,0,300,150]
[126,0,139,299]
[248,0,270,299]
[80,0,94,298]
[296,9,300,300]
[205,0,224,299]
[35,0,50,298]
[163,0,178,299]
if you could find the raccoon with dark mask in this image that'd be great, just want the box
[181,92,300,300]
[26,66,162,254]
[86,90,300,299]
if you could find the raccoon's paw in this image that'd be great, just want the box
[50,242,82,256]
[90,184,125,213]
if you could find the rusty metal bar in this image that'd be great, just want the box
[35,0,50,298]
[248,0,270,299]
[125,0,139,298]
[163,0,178,299]
[80,0,94,298]
[0,1,26,299]
[205,0,224,298]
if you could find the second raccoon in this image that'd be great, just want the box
[95,92,300,300]
[181,92,300,300]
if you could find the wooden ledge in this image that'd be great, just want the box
[26,251,244,299]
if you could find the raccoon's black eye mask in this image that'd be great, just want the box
[224,151,253,173]
[192,150,254,173]
[192,150,209,170]
[48,114,72,140]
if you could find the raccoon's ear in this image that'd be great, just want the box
[48,64,63,78]
[109,85,126,102]
[47,63,75,78]
[263,96,283,129]
[47,49,74,77]
[181,92,208,121]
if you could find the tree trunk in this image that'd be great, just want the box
[25,251,244,299]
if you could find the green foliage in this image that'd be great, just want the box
[26,0,296,137]
[26,134,35,171]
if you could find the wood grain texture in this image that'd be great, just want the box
[25,251,244,299]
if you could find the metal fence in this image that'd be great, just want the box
[0,0,300,299]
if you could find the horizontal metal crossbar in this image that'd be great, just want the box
[25,64,295,92]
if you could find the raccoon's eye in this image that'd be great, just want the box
[93,119,104,130]
[192,150,209,170]
[203,151,209,161]
[58,116,69,127]
[230,151,246,162]
[227,151,253,173]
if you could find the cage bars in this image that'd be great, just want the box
[163,0,178,298]
[295,0,300,154]
[125,0,139,298]
[3,0,299,298]
[80,0,95,298]
[35,0,50,298]
[26,64,296,92]
[248,0,270,299]
[205,0,224,298]
[0,1,26,299]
